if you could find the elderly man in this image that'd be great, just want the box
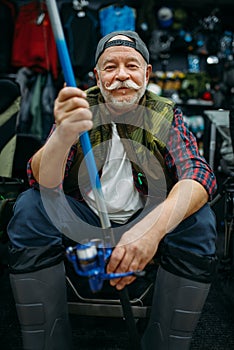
[8,31,217,350]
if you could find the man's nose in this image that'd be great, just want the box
[116,66,130,80]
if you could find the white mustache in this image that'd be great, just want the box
[105,80,141,91]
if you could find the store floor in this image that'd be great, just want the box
[1,235,234,350]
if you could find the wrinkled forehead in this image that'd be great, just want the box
[99,43,144,65]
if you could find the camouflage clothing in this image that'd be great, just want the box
[63,86,175,201]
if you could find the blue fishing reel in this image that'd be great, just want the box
[66,239,145,293]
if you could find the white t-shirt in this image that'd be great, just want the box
[84,122,145,223]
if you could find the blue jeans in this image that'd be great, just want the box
[7,188,217,281]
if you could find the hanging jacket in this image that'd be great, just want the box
[60,3,100,79]
[0,0,16,73]
[99,5,136,37]
[11,1,58,79]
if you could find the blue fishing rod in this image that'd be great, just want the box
[45,1,143,348]
[45,0,111,240]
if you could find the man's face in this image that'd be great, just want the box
[94,35,152,112]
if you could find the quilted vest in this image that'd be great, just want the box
[63,86,175,202]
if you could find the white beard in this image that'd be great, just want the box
[99,78,147,110]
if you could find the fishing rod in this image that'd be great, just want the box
[45,1,143,348]
[45,0,111,240]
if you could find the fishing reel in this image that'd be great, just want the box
[66,239,145,293]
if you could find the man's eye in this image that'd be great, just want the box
[104,65,116,71]
[127,64,138,69]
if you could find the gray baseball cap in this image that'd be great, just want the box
[95,31,150,64]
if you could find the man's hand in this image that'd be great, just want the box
[54,86,93,146]
[106,227,160,290]
[31,86,93,188]
[106,179,209,290]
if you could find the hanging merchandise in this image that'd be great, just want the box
[15,67,56,142]
[220,31,234,61]
[183,115,205,154]
[11,1,58,79]
[212,60,234,109]
[179,72,212,102]
[187,54,200,73]
[0,0,17,74]
[60,0,99,81]
[199,9,222,58]
[148,29,174,70]
[172,7,188,31]
[35,72,56,142]
[135,0,157,46]
[99,4,136,37]
[157,6,173,29]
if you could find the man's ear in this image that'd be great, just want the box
[146,64,153,84]
[94,68,100,86]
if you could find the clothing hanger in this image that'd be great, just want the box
[72,0,89,17]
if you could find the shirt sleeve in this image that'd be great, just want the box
[164,107,217,200]
[27,124,77,188]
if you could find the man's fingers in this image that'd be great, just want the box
[113,262,139,290]
[106,246,126,274]
[115,276,136,290]
[59,86,87,101]
[108,247,142,289]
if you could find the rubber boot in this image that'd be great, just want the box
[141,266,210,350]
[9,262,73,350]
